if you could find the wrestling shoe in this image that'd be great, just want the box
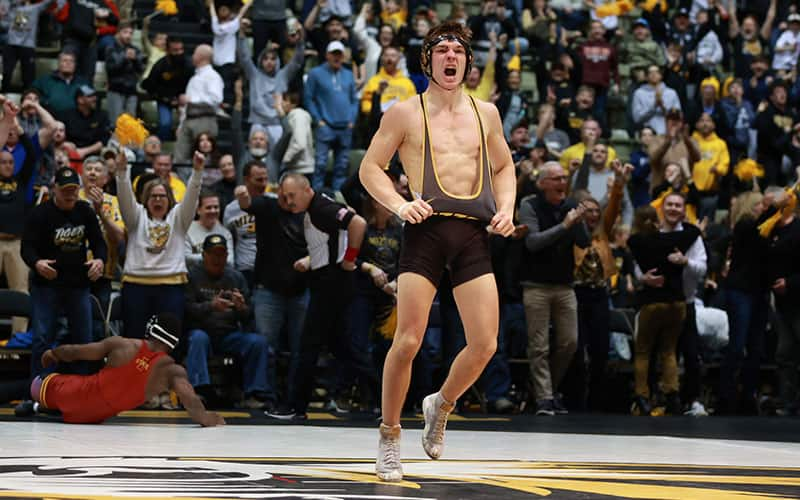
[14,400,38,417]
[421,392,455,460]
[376,423,403,482]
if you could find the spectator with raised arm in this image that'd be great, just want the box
[115,149,204,340]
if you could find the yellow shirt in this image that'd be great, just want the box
[691,131,729,192]
[560,142,618,171]
[79,189,126,280]
[360,68,417,115]
[380,8,407,31]
[464,61,495,102]
[133,173,187,202]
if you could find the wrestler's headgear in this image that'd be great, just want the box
[420,23,473,84]
[145,313,181,350]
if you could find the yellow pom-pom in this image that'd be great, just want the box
[155,0,178,16]
[115,113,149,148]
[733,159,765,182]
[759,190,797,238]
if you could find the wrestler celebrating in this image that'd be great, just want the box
[359,21,516,481]
[31,313,224,427]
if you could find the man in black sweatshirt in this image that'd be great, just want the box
[518,161,589,416]
[0,102,36,334]
[21,167,106,379]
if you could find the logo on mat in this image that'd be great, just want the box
[1,457,799,499]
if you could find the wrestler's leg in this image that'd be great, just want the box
[419,273,499,460]
[381,272,438,427]
[440,273,499,402]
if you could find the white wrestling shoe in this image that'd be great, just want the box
[376,423,403,482]
[421,392,455,460]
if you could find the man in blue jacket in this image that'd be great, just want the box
[304,40,358,192]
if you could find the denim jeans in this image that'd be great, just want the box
[312,125,353,191]
[333,279,385,402]
[439,288,512,403]
[121,283,185,339]
[30,283,92,379]
[719,289,768,405]
[184,329,269,396]
[252,286,308,401]
[157,102,174,140]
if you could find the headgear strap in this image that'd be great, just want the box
[145,315,179,350]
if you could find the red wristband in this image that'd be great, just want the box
[344,246,360,262]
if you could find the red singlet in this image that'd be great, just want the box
[39,341,167,423]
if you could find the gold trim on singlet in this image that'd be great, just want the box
[420,93,486,201]
[39,373,58,409]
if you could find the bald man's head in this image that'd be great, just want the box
[192,44,214,67]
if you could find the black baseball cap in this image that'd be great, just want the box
[55,167,80,188]
[203,234,227,252]
[674,7,689,18]
[76,84,96,97]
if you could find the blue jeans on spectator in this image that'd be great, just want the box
[30,283,92,379]
[312,124,352,192]
[121,283,185,339]
[440,288,512,405]
[252,286,309,401]
[157,102,174,140]
[185,329,269,396]
[720,289,768,407]
[334,279,384,404]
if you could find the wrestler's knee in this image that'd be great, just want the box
[390,332,424,363]
[467,337,497,364]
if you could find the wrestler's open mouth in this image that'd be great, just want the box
[444,68,457,76]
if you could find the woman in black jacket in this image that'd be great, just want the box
[717,191,769,414]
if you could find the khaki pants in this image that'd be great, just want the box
[523,285,578,401]
[174,115,218,163]
[634,301,686,398]
[0,238,29,332]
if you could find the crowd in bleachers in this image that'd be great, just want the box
[0,0,799,419]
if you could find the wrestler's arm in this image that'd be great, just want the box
[42,336,127,367]
[359,101,431,222]
[481,101,516,236]
[166,363,225,427]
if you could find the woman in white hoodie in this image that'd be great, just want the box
[116,150,204,339]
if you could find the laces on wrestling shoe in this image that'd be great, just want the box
[376,423,403,482]
[422,392,454,460]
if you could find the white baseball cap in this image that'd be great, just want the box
[326,40,346,53]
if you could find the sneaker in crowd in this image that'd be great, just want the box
[684,400,709,417]
[630,395,652,416]
[265,405,307,421]
[140,394,161,410]
[535,399,555,416]
[326,397,351,414]
[421,392,454,460]
[14,400,38,417]
[376,423,403,482]
[553,394,569,415]
[160,391,181,410]
[489,397,516,414]
[241,396,271,410]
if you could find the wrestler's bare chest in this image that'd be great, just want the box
[397,102,483,197]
